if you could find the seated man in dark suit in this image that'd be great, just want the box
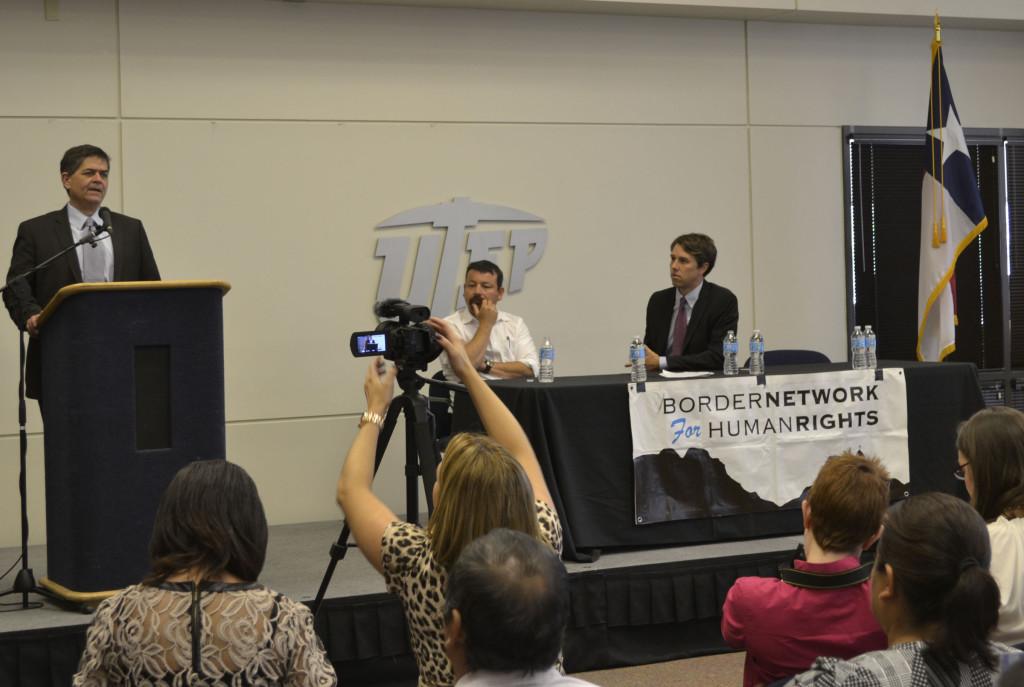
[643,233,738,372]
[4,144,160,401]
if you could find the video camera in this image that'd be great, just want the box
[350,299,442,371]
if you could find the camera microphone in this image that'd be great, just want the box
[373,298,406,318]
[374,299,430,323]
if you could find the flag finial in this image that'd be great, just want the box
[934,12,941,45]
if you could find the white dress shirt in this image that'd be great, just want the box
[439,308,539,382]
[988,515,1024,645]
[456,668,596,687]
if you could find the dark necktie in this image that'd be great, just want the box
[670,300,688,356]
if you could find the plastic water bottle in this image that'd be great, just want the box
[851,326,866,369]
[723,330,739,376]
[630,336,646,383]
[864,325,878,369]
[748,330,765,376]
[538,338,555,383]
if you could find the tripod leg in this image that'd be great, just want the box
[408,396,440,515]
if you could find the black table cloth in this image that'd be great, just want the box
[453,361,983,561]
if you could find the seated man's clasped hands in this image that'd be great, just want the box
[337,317,562,687]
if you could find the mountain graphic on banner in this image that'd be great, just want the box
[633,449,908,526]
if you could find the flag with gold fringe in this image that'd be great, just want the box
[917,16,988,361]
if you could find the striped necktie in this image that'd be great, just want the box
[81,219,108,282]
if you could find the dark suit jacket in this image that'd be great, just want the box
[4,207,160,398]
[643,280,738,372]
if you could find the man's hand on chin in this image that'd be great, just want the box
[472,298,498,327]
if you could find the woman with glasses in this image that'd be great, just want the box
[956,407,1024,646]
[788,493,1018,686]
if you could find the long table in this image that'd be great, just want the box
[453,361,984,561]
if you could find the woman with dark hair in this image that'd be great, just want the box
[336,318,561,687]
[788,492,1019,686]
[957,406,1024,645]
[74,460,336,685]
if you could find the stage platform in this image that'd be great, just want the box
[0,519,800,686]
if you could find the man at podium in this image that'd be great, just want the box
[3,144,161,400]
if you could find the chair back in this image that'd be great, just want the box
[742,349,831,368]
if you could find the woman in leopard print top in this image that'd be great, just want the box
[337,317,562,687]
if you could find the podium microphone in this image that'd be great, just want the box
[97,207,113,237]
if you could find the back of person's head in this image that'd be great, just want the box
[428,433,540,570]
[445,528,568,674]
[147,460,268,583]
[671,233,718,275]
[60,144,110,176]
[807,452,890,553]
[956,406,1024,521]
[876,492,1000,668]
[465,260,504,288]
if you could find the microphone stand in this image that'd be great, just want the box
[0,231,107,611]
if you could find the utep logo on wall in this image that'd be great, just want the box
[374,197,547,316]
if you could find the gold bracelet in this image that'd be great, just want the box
[359,411,385,429]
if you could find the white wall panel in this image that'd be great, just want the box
[797,0,1024,22]
[123,119,751,422]
[0,434,46,548]
[228,415,417,530]
[119,0,748,125]
[0,0,119,117]
[748,22,1024,127]
[749,126,846,361]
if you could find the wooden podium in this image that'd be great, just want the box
[35,280,230,602]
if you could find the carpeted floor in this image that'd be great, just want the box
[574,651,746,687]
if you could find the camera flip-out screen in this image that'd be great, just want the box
[350,332,388,357]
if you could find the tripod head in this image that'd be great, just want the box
[396,363,428,395]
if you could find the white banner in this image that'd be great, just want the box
[629,369,909,524]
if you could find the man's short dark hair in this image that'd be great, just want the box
[465,260,504,288]
[445,528,568,674]
[60,145,110,177]
[671,234,718,275]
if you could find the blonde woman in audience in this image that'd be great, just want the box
[74,460,336,686]
[787,492,1019,687]
[336,317,561,687]
[957,406,1024,646]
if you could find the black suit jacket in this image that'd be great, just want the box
[4,207,160,398]
[643,280,738,372]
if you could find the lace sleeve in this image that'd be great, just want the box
[282,599,337,687]
[72,595,118,686]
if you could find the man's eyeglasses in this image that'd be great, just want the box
[953,461,971,481]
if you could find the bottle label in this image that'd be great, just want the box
[541,348,555,361]
[631,347,644,361]
[724,342,738,354]
[750,342,764,354]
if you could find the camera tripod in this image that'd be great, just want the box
[311,366,446,615]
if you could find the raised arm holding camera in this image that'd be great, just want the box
[336,317,559,687]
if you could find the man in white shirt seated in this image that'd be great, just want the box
[439,260,538,382]
[443,528,595,687]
